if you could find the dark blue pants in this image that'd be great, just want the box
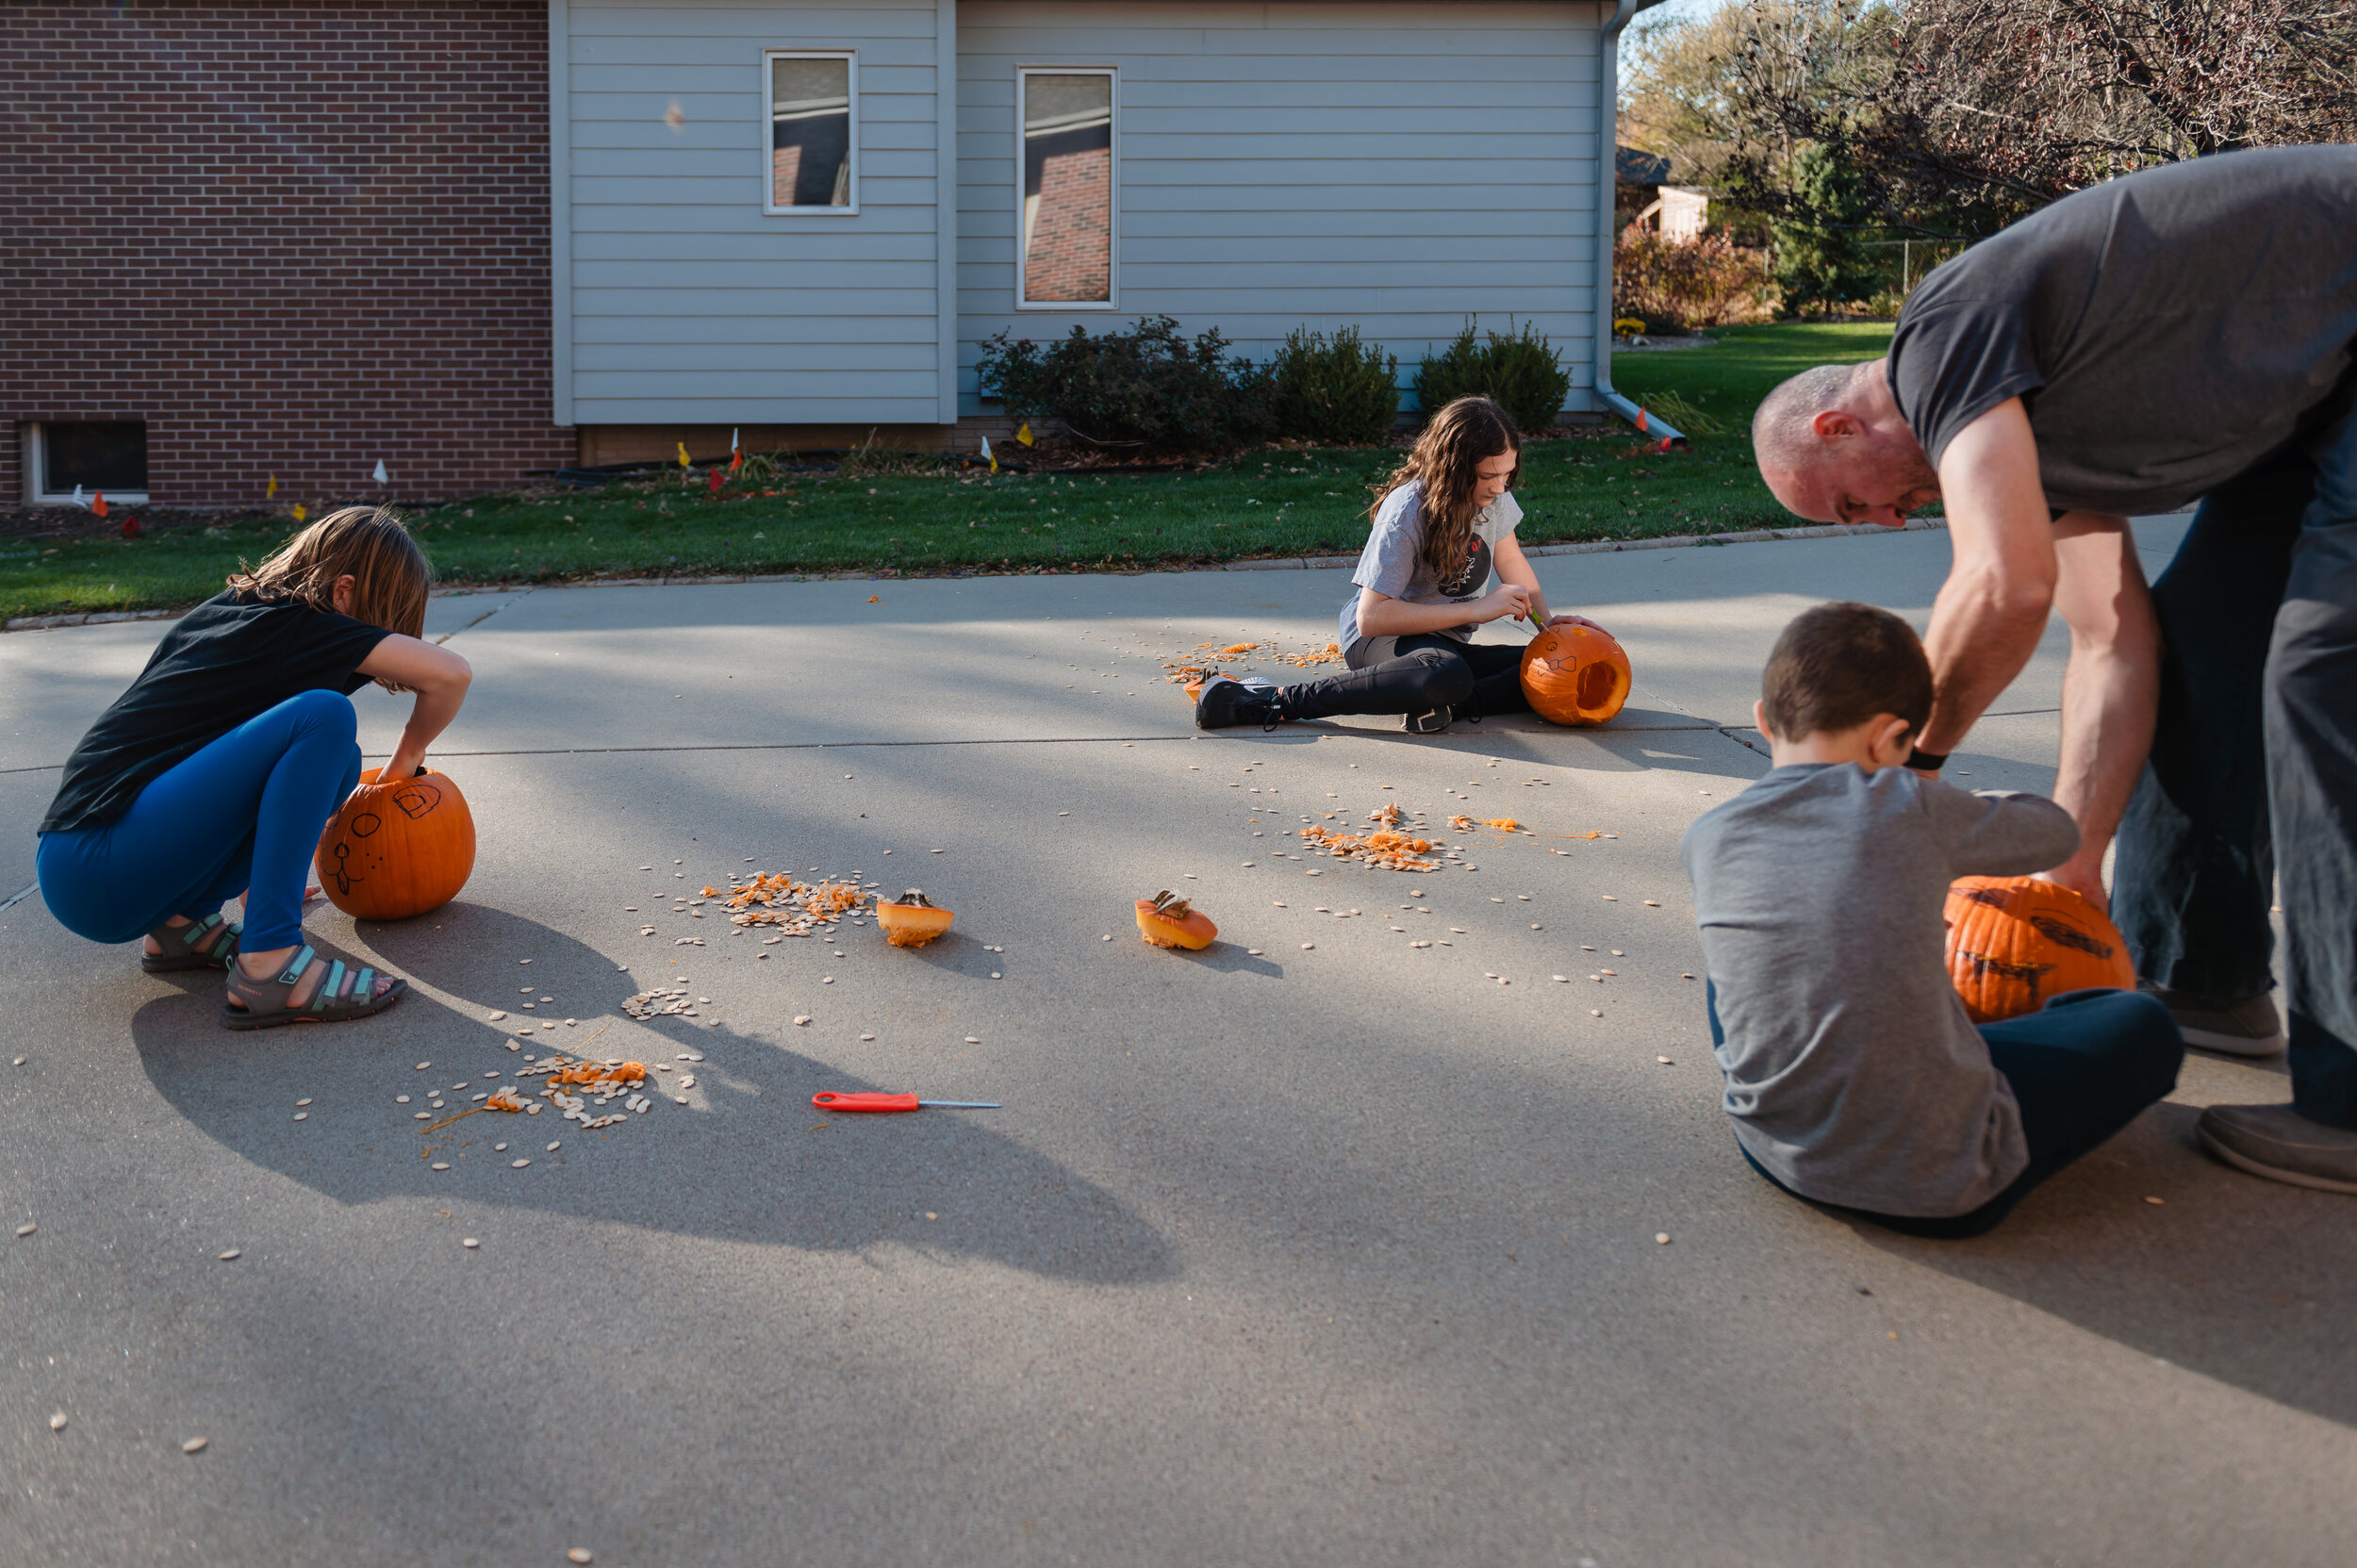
[2113,393,2357,1129]
[38,690,363,952]
[1285,633,1531,720]
[1720,988,2184,1239]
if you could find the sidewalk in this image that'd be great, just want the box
[3,516,2350,1567]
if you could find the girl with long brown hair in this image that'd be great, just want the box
[37,506,471,1028]
[1195,396,1598,732]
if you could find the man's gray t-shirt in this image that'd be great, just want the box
[1889,144,2357,515]
[1337,481,1523,658]
[1680,764,2080,1216]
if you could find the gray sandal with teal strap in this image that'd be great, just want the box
[221,944,406,1031]
[143,912,242,973]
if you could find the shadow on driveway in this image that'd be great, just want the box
[1841,1102,2357,1429]
[127,903,1176,1288]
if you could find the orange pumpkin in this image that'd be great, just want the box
[1520,621,1632,726]
[1944,876,2136,1023]
[875,889,956,948]
[315,767,476,920]
[1136,889,1217,949]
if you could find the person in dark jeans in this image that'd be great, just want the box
[1684,602,2184,1237]
[2114,395,2357,1189]
[1192,397,1605,734]
[1747,146,2357,1193]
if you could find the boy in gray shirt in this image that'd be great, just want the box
[1680,602,2183,1237]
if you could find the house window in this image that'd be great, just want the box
[1017,69,1114,307]
[25,421,148,505]
[765,52,855,213]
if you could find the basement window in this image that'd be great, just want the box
[764,52,855,214]
[1017,68,1115,307]
[24,421,148,506]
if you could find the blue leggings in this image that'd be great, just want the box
[1719,987,2184,1239]
[38,690,363,952]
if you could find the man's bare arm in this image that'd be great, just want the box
[2044,514,2158,905]
[1917,398,2059,757]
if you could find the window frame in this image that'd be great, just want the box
[761,48,859,217]
[20,421,150,507]
[1014,65,1119,311]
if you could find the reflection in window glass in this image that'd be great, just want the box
[770,55,851,209]
[1021,73,1112,304]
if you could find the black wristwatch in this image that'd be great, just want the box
[1908,748,1950,772]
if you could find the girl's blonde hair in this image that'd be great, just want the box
[1371,396,1522,580]
[228,507,432,685]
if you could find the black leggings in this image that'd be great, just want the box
[1282,634,1531,721]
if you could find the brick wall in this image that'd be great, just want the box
[1,1,572,509]
[1024,145,1111,304]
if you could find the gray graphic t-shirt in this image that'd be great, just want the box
[1338,481,1524,657]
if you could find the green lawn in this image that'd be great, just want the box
[3,322,1894,620]
[1609,321,1896,442]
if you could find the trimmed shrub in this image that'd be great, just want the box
[1411,321,1574,435]
[975,315,1275,454]
[1613,230,1776,332]
[1270,326,1400,444]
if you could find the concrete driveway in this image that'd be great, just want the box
[4,518,2351,1567]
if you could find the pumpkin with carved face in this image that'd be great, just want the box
[1520,621,1632,727]
[315,767,476,920]
[1943,876,2135,1023]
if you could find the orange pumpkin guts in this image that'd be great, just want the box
[1520,621,1633,727]
[1944,876,2136,1023]
[315,767,476,920]
[1136,890,1217,949]
[875,889,956,948]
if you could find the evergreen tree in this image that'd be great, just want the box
[1772,140,1879,317]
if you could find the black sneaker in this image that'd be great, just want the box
[2143,982,2287,1057]
[1405,706,1452,734]
[1195,675,1286,732]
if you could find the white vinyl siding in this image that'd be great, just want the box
[562,0,950,423]
[957,1,1605,418]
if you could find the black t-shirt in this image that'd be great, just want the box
[40,591,395,834]
[1889,145,2357,515]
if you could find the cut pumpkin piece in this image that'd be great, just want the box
[875,889,956,948]
[1137,889,1217,949]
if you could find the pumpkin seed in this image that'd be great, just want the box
[511,1159,531,1168]
[182,1437,208,1454]
[48,1412,66,1431]
[463,1237,479,1248]
[431,1163,450,1171]
[1655,1233,1671,1245]
[217,1248,240,1261]
[13,1223,32,1237]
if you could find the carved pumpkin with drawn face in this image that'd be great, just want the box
[1943,875,2135,1023]
[315,767,476,920]
[1519,621,1633,726]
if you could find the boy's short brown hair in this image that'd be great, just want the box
[1759,601,1934,741]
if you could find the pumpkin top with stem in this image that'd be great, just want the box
[882,888,937,908]
[1147,889,1195,920]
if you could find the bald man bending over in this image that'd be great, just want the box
[1753,145,2357,1196]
